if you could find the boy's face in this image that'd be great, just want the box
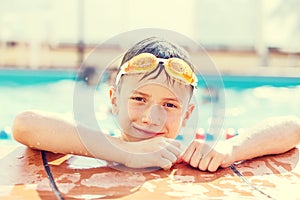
[110,72,195,142]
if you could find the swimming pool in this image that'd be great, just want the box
[1,68,299,143]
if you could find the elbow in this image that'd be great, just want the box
[284,115,300,145]
[12,111,37,145]
[292,116,300,144]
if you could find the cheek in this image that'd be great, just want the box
[116,101,131,124]
[167,110,184,123]
[127,104,143,121]
[165,113,183,136]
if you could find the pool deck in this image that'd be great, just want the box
[1,45,300,78]
[0,144,300,200]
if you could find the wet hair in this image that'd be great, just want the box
[121,37,192,64]
[117,37,196,94]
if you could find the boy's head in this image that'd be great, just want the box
[109,37,197,142]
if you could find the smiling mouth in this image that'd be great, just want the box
[133,126,163,137]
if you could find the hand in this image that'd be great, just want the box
[182,139,234,172]
[122,137,181,170]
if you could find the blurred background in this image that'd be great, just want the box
[0,0,300,142]
[0,0,300,73]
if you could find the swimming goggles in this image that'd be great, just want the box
[115,53,198,87]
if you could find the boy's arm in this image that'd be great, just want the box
[223,115,300,166]
[13,110,92,156]
[182,116,300,172]
[12,110,180,169]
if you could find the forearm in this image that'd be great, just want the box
[226,116,300,164]
[12,110,181,169]
[12,110,128,165]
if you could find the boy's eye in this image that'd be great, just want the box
[164,102,177,108]
[131,96,146,102]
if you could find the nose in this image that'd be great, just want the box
[142,104,167,126]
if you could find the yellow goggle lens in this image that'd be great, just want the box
[116,53,197,87]
[125,53,157,72]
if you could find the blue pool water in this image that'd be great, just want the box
[0,69,299,142]
[0,69,77,85]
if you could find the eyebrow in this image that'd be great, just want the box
[131,90,151,98]
[163,97,180,102]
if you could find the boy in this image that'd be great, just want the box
[13,37,300,172]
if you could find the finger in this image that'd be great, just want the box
[189,145,204,168]
[161,149,178,164]
[220,160,232,168]
[160,158,173,170]
[207,155,223,172]
[182,140,199,162]
[165,143,181,157]
[182,140,204,163]
[181,145,196,163]
[166,138,181,148]
[198,153,213,171]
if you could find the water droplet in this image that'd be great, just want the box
[16,155,24,159]
[36,142,40,146]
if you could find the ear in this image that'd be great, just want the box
[182,104,195,127]
[109,86,119,115]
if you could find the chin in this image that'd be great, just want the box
[121,134,143,142]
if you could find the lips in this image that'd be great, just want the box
[133,126,163,137]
